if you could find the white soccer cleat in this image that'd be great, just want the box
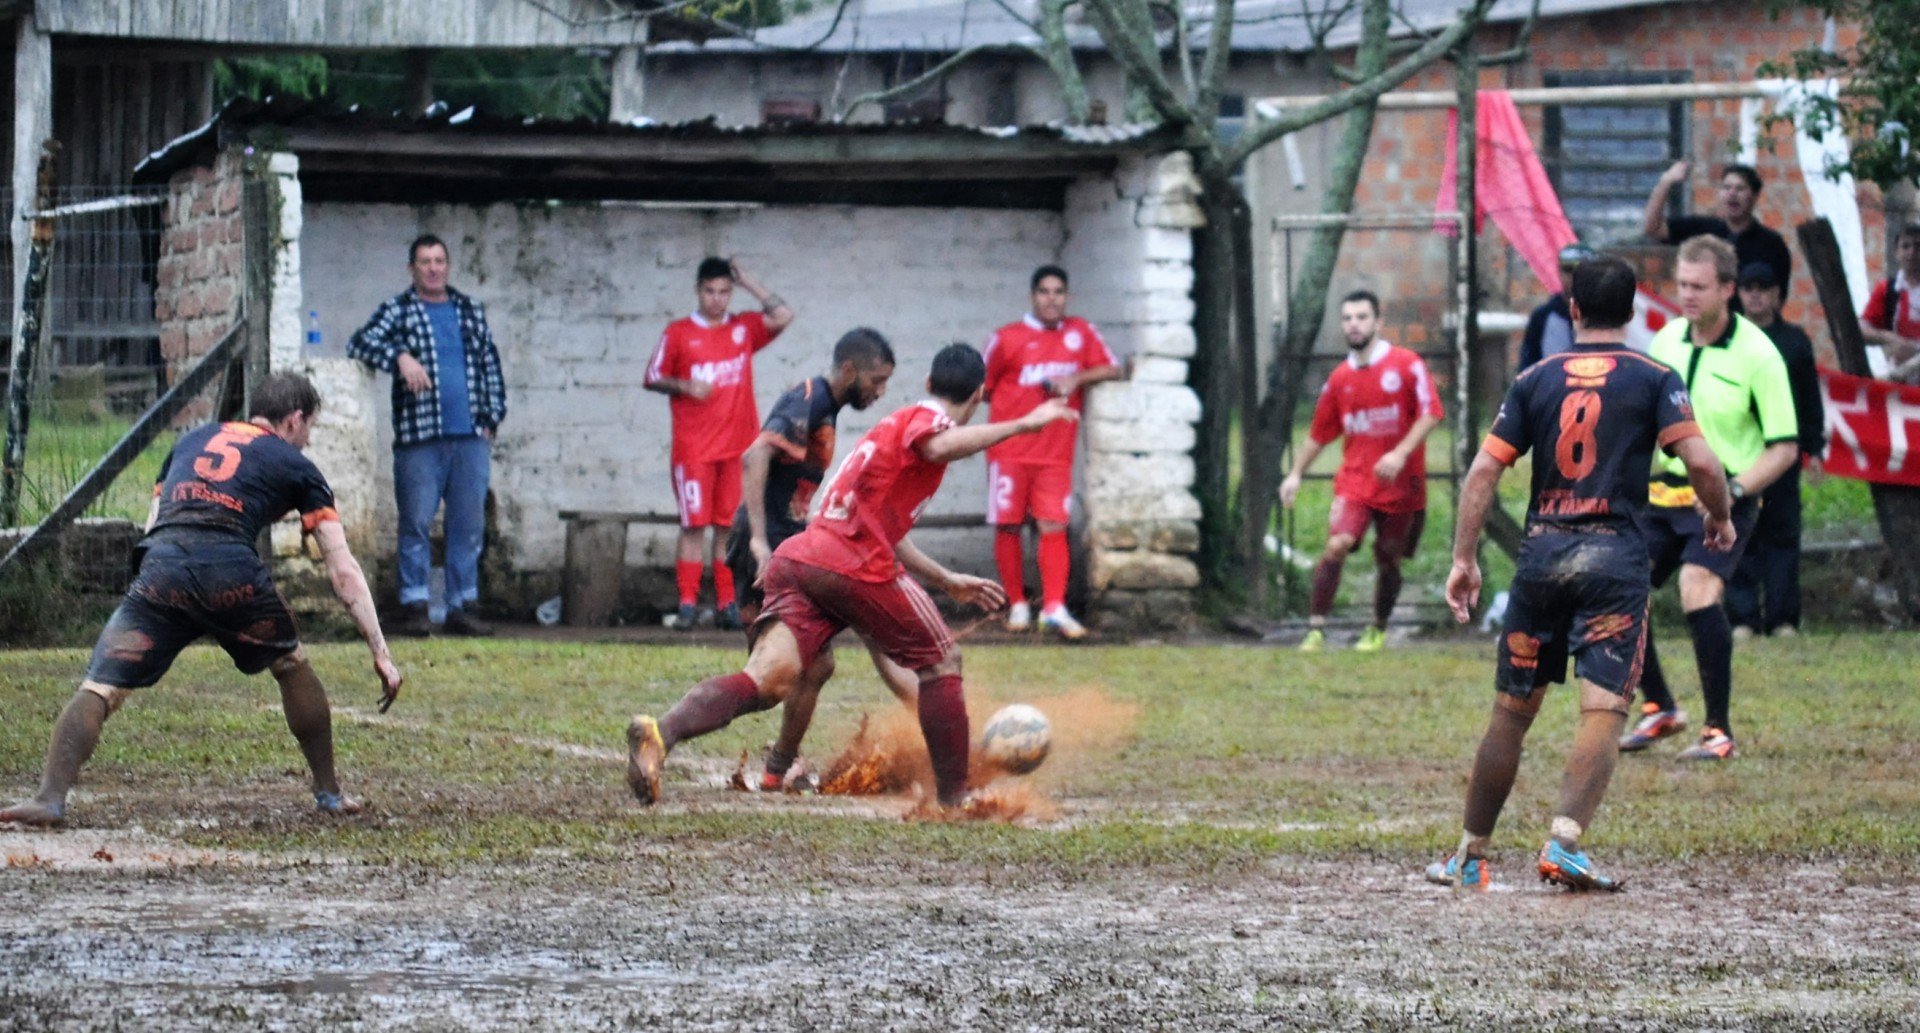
[1039,606,1087,641]
[1005,601,1033,632]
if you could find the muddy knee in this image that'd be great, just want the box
[268,648,311,679]
[919,649,963,682]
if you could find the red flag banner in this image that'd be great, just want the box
[1820,366,1920,486]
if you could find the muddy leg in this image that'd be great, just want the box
[1460,693,1542,848]
[0,685,122,826]
[271,651,358,815]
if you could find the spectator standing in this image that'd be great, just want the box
[1860,220,1920,383]
[349,234,507,638]
[1642,161,1792,308]
[1726,262,1824,638]
[1518,244,1596,371]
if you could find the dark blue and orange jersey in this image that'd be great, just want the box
[1484,344,1702,537]
[147,421,338,545]
[753,375,843,544]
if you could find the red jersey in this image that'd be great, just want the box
[1307,340,1444,512]
[645,311,781,462]
[1862,274,1920,341]
[777,401,954,583]
[982,314,1116,466]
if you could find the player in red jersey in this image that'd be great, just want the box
[644,256,794,630]
[625,344,1078,810]
[983,265,1124,639]
[1280,290,1444,652]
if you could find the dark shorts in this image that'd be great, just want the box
[750,555,954,673]
[1645,497,1760,585]
[84,541,300,689]
[1328,497,1425,560]
[1496,533,1651,700]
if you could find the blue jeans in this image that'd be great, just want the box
[394,436,490,609]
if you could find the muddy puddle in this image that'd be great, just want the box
[5,855,1919,1030]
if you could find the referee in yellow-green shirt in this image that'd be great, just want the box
[1617,235,1800,762]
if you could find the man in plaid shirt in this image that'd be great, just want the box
[349,234,508,637]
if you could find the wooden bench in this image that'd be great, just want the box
[557,509,991,626]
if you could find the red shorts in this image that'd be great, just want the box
[753,555,955,672]
[987,460,1071,525]
[1328,495,1426,560]
[672,457,743,529]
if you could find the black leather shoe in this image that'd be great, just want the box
[393,603,433,638]
[442,608,494,637]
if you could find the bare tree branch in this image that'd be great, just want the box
[1195,0,1237,118]
[1081,0,1198,126]
[1169,0,1200,100]
[1035,0,1093,121]
[1479,0,1541,66]
[835,44,1002,120]
[987,0,1044,33]
[1225,0,1495,168]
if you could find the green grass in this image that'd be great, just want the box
[4,635,1917,871]
[11,407,176,525]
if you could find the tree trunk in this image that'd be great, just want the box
[1189,170,1240,587]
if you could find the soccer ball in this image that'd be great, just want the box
[981,704,1052,775]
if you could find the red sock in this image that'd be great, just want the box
[994,528,1025,603]
[712,555,736,608]
[661,671,765,748]
[1038,530,1070,611]
[675,560,702,606]
[916,674,971,806]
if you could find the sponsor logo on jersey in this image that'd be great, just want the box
[1564,356,1617,379]
[1380,369,1403,393]
[1342,403,1404,437]
[732,324,747,344]
[1017,361,1082,388]
[1064,330,1083,352]
[690,354,749,387]
[1670,389,1694,420]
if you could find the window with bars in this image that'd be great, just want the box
[1542,70,1691,245]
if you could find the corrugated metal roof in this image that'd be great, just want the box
[133,96,1174,182]
[654,0,1689,55]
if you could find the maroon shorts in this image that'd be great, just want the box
[1328,496,1426,560]
[752,555,955,672]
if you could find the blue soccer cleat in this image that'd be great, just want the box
[1424,852,1491,891]
[1537,840,1624,893]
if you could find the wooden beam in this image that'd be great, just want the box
[0,323,247,577]
[1256,80,1770,114]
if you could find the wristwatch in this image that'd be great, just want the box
[1729,481,1748,501]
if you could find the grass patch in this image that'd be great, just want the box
[4,635,1918,870]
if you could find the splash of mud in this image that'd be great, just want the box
[809,686,1139,823]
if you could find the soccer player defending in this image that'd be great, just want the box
[1425,257,1732,892]
[0,374,403,827]
[1280,290,1443,652]
[626,344,1077,810]
[645,256,794,630]
[983,266,1123,639]
[723,328,923,790]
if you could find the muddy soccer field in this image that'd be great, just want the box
[4,634,1919,1030]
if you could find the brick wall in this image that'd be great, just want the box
[1321,1,1870,367]
[154,148,246,417]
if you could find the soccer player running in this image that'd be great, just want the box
[0,374,403,827]
[626,344,1077,810]
[1280,290,1444,652]
[1618,236,1799,761]
[984,266,1124,639]
[645,257,794,630]
[722,328,922,790]
[1427,257,1732,892]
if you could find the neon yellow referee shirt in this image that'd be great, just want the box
[1647,312,1798,484]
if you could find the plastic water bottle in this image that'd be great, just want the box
[305,311,323,357]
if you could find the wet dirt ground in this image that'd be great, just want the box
[4,839,1919,1031]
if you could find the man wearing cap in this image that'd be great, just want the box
[1725,261,1823,639]
[1519,244,1597,371]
